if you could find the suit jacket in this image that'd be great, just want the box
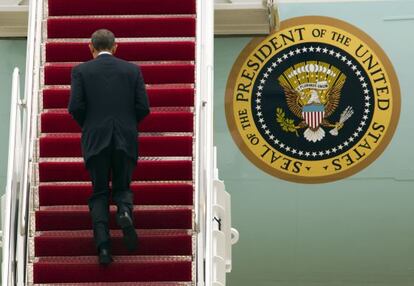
[68,53,150,167]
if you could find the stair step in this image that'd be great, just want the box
[45,41,195,62]
[41,111,194,133]
[33,255,192,283]
[34,0,198,283]
[38,160,193,182]
[35,206,193,231]
[42,86,195,108]
[39,135,193,157]
[39,182,193,206]
[35,282,193,286]
[47,16,195,39]
[48,0,196,16]
[35,229,192,256]
[44,63,195,85]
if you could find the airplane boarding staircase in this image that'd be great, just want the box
[1,0,238,285]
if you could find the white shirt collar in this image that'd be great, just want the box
[98,51,112,56]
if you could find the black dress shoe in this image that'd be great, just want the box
[116,210,138,252]
[98,247,113,265]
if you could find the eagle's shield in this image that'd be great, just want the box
[302,104,325,129]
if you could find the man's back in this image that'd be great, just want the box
[69,53,149,166]
[78,54,138,127]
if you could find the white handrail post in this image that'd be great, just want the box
[16,0,42,284]
[1,67,21,286]
[195,0,214,284]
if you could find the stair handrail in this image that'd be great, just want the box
[1,0,40,280]
[195,0,214,284]
[15,0,43,284]
[1,67,24,286]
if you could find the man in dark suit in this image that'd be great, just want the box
[68,29,150,265]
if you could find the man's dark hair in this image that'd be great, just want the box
[91,29,115,51]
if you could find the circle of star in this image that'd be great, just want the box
[254,45,372,158]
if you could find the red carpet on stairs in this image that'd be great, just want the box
[35,230,193,256]
[39,183,194,206]
[46,42,196,62]
[44,63,195,85]
[39,161,193,182]
[31,283,194,286]
[35,206,193,231]
[47,17,196,39]
[40,135,193,157]
[30,0,197,284]
[48,0,196,16]
[43,86,195,108]
[33,256,192,283]
[41,111,194,133]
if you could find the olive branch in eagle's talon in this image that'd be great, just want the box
[276,108,300,137]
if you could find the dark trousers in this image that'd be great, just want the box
[85,136,136,251]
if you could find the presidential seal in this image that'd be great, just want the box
[225,16,400,183]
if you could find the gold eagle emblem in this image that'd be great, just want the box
[276,61,354,142]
